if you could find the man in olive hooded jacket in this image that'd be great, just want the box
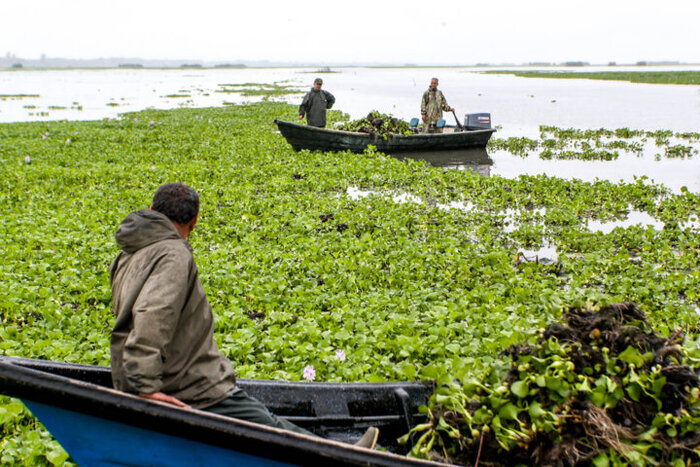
[110,183,379,448]
[110,182,311,434]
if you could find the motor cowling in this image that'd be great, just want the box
[464,113,492,130]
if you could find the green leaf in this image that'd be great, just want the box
[498,403,520,421]
[528,401,547,419]
[617,346,644,366]
[46,446,69,465]
[592,453,609,467]
[626,383,642,402]
[510,380,529,398]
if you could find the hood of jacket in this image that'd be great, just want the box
[115,209,182,254]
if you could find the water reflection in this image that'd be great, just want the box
[391,147,494,176]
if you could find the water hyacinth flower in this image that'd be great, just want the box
[150,165,156,171]
[24,156,31,164]
[302,365,316,381]
[42,132,49,140]
[149,120,155,127]
[65,138,71,144]
[335,350,346,362]
[134,117,139,122]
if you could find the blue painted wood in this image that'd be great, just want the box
[24,401,298,467]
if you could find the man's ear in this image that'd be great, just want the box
[189,214,199,232]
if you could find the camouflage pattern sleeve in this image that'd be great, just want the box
[421,90,429,115]
[439,91,451,111]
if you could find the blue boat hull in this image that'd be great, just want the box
[26,401,295,467]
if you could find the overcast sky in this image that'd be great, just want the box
[3,0,699,65]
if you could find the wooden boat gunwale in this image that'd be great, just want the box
[0,356,442,467]
[274,119,496,153]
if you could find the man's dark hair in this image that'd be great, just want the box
[152,183,200,225]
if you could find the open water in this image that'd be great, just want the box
[1,66,699,193]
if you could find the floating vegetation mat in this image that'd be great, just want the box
[1,102,699,464]
[405,303,700,465]
[215,82,304,100]
[488,126,700,161]
[0,94,40,100]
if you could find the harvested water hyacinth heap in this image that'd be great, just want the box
[404,303,700,466]
[338,111,414,137]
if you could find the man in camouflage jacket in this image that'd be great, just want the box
[421,77,454,133]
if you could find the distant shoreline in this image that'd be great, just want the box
[1,57,699,71]
[484,70,700,85]
[3,64,700,73]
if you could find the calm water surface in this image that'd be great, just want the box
[1,67,699,192]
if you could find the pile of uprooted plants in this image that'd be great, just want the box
[337,111,414,137]
[402,303,700,466]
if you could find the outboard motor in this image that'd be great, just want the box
[464,113,492,130]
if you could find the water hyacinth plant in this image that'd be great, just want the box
[488,126,699,161]
[401,303,699,465]
[338,111,414,136]
[1,101,699,465]
[303,365,316,381]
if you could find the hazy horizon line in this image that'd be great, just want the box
[2,54,697,69]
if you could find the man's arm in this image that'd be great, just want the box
[139,391,190,408]
[122,250,191,396]
[299,92,310,118]
[420,91,428,116]
[324,91,335,109]
[440,91,454,112]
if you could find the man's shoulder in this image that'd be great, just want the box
[136,238,193,263]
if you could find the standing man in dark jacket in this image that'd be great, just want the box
[298,78,335,127]
[109,182,378,448]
